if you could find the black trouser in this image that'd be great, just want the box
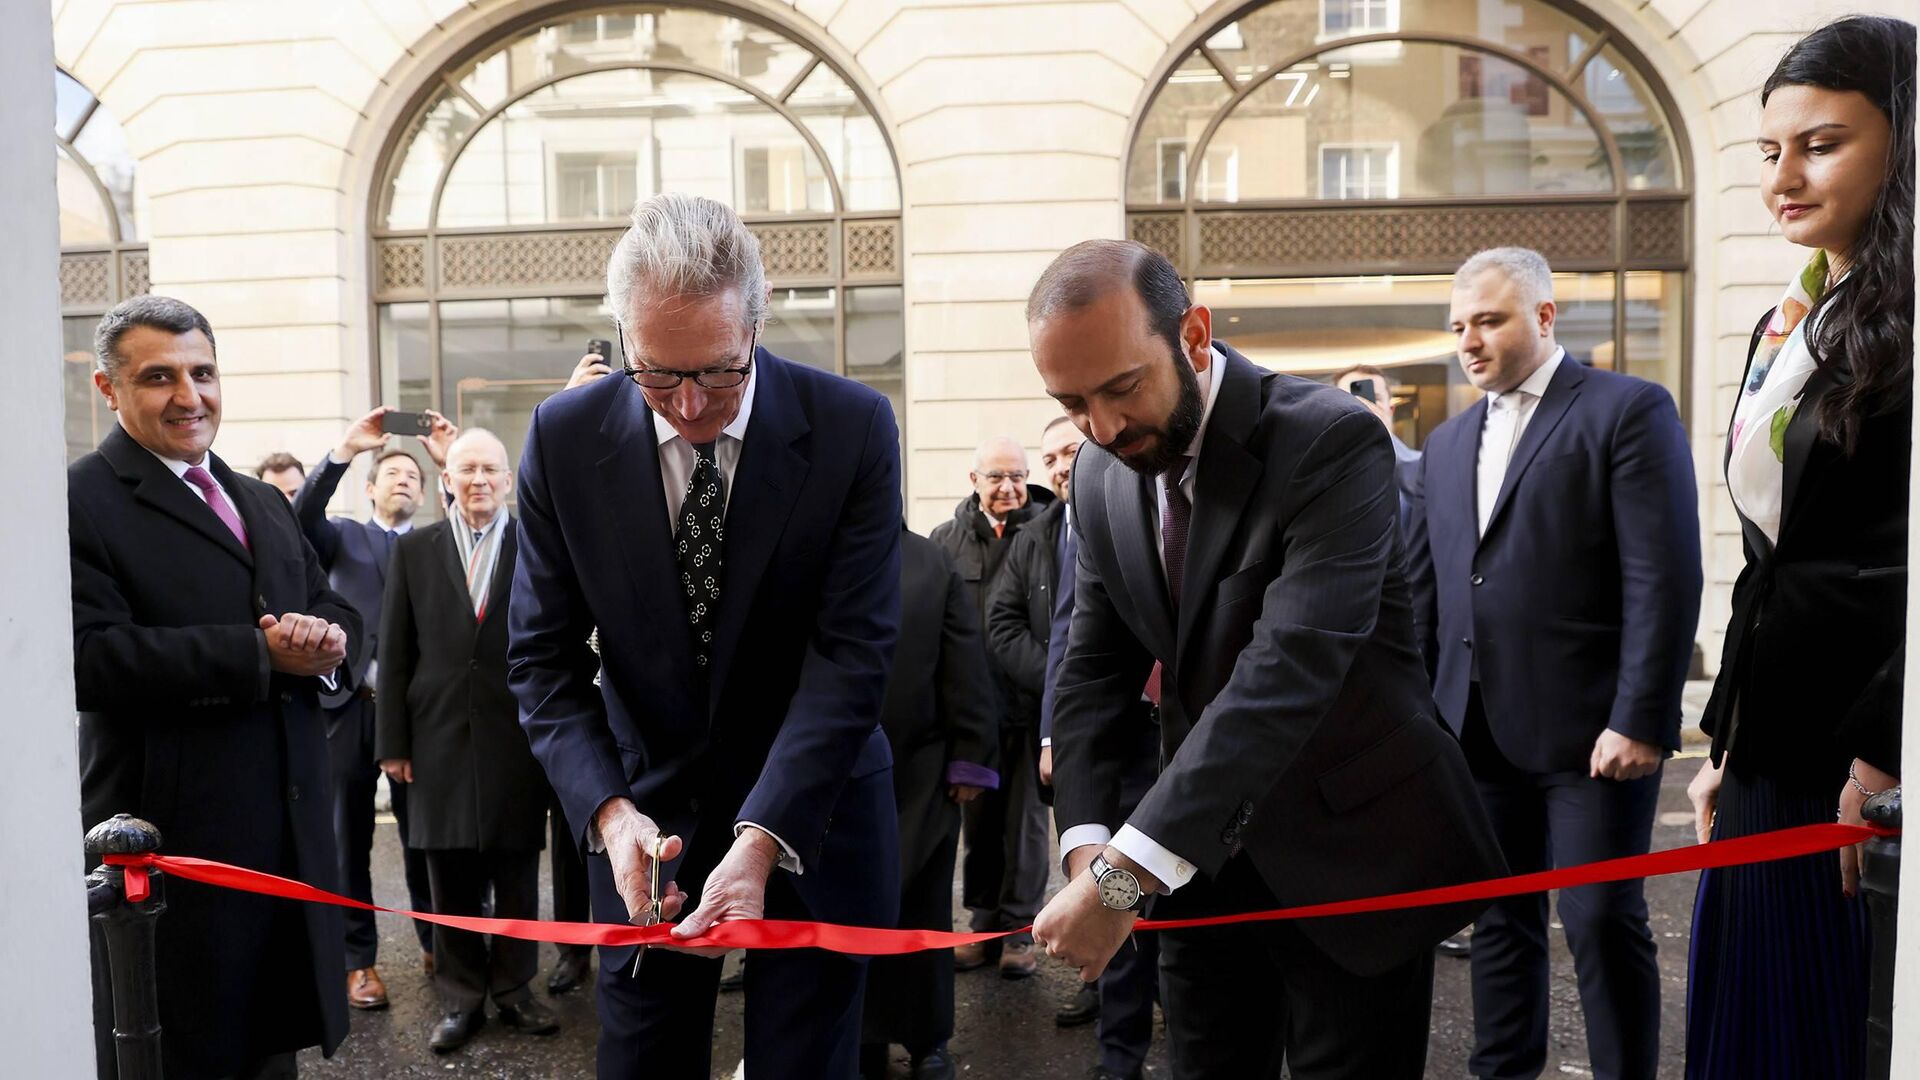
[1461,686,1661,1080]
[424,848,541,1012]
[327,694,432,966]
[862,818,962,1057]
[961,720,1050,939]
[1097,703,1162,1076]
[549,789,591,962]
[1156,855,1435,1079]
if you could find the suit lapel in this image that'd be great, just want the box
[708,353,811,712]
[1778,367,1836,547]
[1480,359,1585,545]
[477,520,516,627]
[1176,348,1264,658]
[1105,450,1176,664]
[596,380,695,678]
[1444,399,1484,543]
[104,429,253,569]
[437,520,471,612]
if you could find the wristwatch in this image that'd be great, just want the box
[1089,853,1149,912]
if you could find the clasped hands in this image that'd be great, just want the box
[594,797,779,956]
[259,612,347,679]
[1032,844,1158,983]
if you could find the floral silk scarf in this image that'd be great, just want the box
[1728,250,1828,547]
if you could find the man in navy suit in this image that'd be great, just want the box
[509,193,901,1080]
[294,407,453,1007]
[1406,247,1701,1080]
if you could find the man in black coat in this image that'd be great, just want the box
[860,527,1000,1080]
[930,436,1055,976]
[71,296,357,1080]
[376,429,559,1052]
[1027,242,1505,1078]
[293,406,453,1007]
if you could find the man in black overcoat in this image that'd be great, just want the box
[71,296,357,1079]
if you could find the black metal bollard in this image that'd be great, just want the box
[1861,786,1900,1080]
[84,813,167,1080]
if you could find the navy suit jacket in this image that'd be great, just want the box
[1407,358,1702,773]
[292,453,398,708]
[508,350,901,925]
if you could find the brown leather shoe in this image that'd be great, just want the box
[347,966,389,1010]
[998,939,1038,980]
[422,950,435,977]
[953,940,997,972]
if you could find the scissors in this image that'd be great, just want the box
[630,836,668,977]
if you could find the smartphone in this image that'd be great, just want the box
[587,339,613,363]
[1348,378,1377,403]
[379,410,434,436]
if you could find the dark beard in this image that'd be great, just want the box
[1107,345,1204,477]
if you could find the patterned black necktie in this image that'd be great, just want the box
[675,442,726,671]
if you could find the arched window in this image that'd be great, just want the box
[1127,0,1688,444]
[370,4,904,474]
[57,69,148,461]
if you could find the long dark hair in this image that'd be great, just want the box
[1761,16,1916,453]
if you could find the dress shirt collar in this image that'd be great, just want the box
[1174,345,1230,483]
[650,360,758,448]
[1490,346,1565,409]
[377,519,414,536]
[144,444,209,478]
[455,507,505,542]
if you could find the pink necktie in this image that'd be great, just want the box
[184,465,250,551]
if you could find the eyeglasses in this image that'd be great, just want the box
[981,471,1029,484]
[614,319,756,390]
[448,464,507,479]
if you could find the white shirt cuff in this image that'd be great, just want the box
[735,821,803,874]
[319,672,338,693]
[1040,737,1052,747]
[326,449,347,466]
[1058,824,1112,875]
[1111,824,1198,894]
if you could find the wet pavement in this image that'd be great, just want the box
[300,761,1706,1078]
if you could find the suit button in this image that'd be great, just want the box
[279,691,293,704]
[288,786,301,801]
[689,798,701,814]
[1220,827,1239,845]
[1470,574,1485,586]
[470,660,479,670]
[1461,638,1472,647]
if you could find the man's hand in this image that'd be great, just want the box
[379,758,413,784]
[259,613,348,677]
[419,409,459,468]
[1589,729,1664,781]
[948,784,985,804]
[1039,745,1053,785]
[1687,755,1724,845]
[332,407,393,464]
[1033,845,1151,982]
[594,798,690,926]
[565,351,614,391]
[668,826,779,956]
[1839,757,1898,897]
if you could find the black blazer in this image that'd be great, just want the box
[376,519,548,852]
[1407,357,1702,772]
[985,498,1065,722]
[70,425,355,1077]
[1702,313,1909,779]
[880,529,999,880]
[1053,344,1504,977]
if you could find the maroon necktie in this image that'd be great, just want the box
[184,465,250,551]
[1147,468,1191,707]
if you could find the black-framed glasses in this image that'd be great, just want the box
[613,318,756,390]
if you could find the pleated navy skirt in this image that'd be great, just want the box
[1686,763,1871,1079]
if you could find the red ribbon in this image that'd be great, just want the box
[103,822,1893,956]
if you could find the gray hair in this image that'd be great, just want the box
[606,193,768,331]
[972,435,1027,472]
[446,427,509,464]
[1454,247,1555,309]
[94,295,217,378]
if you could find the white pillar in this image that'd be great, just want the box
[0,0,96,1072]
[1898,36,1920,1059]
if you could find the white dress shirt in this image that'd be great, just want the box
[1476,347,1565,538]
[1057,347,1228,895]
[641,369,803,874]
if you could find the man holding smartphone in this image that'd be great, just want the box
[1332,365,1422,554]
[292,404,457,1009]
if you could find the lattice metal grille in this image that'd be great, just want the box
[120,250,149,297]
[1187,204,1615,274]
[440,231,620,290]
[377,239,426,292]
[60,252,111,309]
[753,222,834,280]
[1129,214,1183,265]
[843,220,899,277]
[1625,201,1687,265]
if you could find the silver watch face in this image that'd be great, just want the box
[1097,867,1140,911]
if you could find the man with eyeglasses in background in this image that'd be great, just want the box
[931,436,1056,979]
[510,193,902,1078]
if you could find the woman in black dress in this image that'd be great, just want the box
[1685,15,1912,1079]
